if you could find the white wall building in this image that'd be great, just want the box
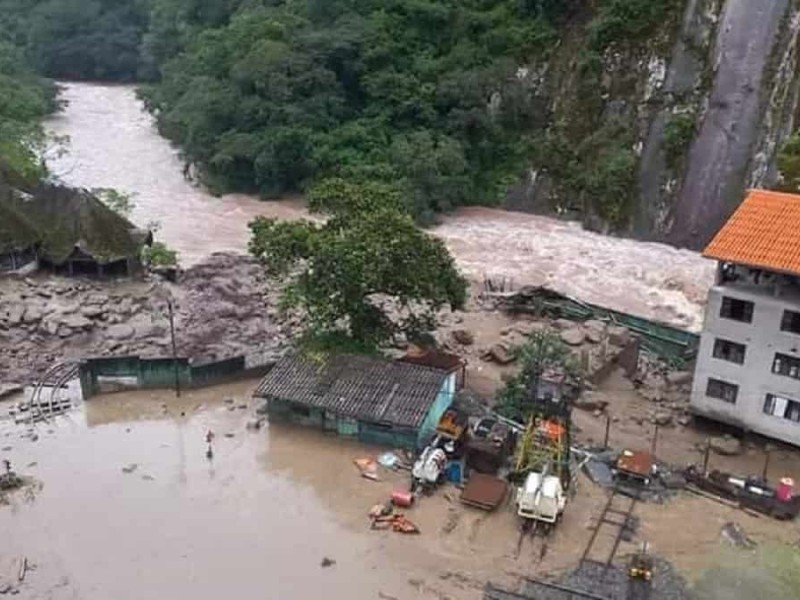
[691,190,800,446]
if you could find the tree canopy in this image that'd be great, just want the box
[0,0,149,81]
[137,0,558,222]
[0,37,54,181]
[495,331,580,422]
[248,180,467,350]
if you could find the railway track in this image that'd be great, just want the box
[514,518,552,564]
[580,488,638,575]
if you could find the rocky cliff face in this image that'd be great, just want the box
[510,0,800,250]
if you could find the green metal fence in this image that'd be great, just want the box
[79,353,271,399]
[501,287,700,367]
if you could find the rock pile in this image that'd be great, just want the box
[0,253,293,383]
[633,354,694,427]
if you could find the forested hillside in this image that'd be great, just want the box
[4,0,800,248]
[0,34,55,182]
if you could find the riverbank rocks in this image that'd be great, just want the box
[607,325,631,347]
[573,391,609,412]
[485,343,514,365]
[560,327,586,346]
[451,329,474,345]
[709,435,743,456]
[0,253,293,384]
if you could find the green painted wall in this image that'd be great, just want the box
[416,373,456,447]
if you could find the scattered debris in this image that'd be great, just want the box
[371,514,420,534]
[709,435,743,456]
[461,473,507,511]
[121,463,138,474]
[720,522,756,549]
[486,343,515,365]
[245,418,264,431]
[354,457,379,481]
[320,557,336,568]
[378,452,399,468]
[451,329,475,345]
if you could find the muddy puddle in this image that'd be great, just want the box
[0,381,428,600]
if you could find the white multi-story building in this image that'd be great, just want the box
[691,189,800,446]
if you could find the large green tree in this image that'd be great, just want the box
[248,180,467,349]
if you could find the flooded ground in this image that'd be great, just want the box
[3,380,798,599]
[44,83,715,330]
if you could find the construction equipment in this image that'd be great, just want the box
[627,543,654,581]
[514,415,570,485]
[411,443,446,491]
[516,469,566,523]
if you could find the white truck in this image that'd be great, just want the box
[516,471,566,524]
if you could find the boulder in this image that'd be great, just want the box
[585,327,604,344]
[488,343,515,365]
[584,319,606,333]
[709,435,743,456]
[560,327,586,346]
[108,324,135,341]
[666,370,693,387]
[82,305,107,319]
[573,391,609,412]
[5,306,25,326]
[552,318,575,331]
[451,329,475,346]
[677,415,692,427]
[514,321,545,336]
[23,306,43,323]
[652,411,673,426]
[61,315,93,330]
[607,325,631,347]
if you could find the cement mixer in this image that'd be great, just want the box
[412,444,447,492]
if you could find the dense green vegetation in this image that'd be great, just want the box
[248,180,467,350]
[140,0,566,223]
[0,0,688,226]
[0,0,149,81]
[0,39,54,181]
[495,331,579,422]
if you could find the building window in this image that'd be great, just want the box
[763,393,800,423]
[780,310,800,334]
[720,296,754,323]
[712,338,746,364]
[772,353,800,380]
[706,378,738,404]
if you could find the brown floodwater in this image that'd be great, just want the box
[0,382,420,600]
[44,83,715,330]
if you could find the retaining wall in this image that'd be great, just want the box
[79,353,275,399]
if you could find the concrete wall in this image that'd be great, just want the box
[691,284,800,445]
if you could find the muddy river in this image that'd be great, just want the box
[44,83,715,330]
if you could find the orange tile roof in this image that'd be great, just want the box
[703,189,800,275]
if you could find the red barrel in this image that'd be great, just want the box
[776,477,795,502]
[391,490,414,508]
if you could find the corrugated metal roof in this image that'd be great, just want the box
[254,354,448,428]
[703,189,800,275]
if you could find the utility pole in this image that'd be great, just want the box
[167,297,180,397]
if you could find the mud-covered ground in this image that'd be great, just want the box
[2,380,799,599]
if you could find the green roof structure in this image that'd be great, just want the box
[0,195,40,255]
[17,184,147,266]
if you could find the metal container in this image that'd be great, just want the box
[391,490,414,508]
[777,477,795,502]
